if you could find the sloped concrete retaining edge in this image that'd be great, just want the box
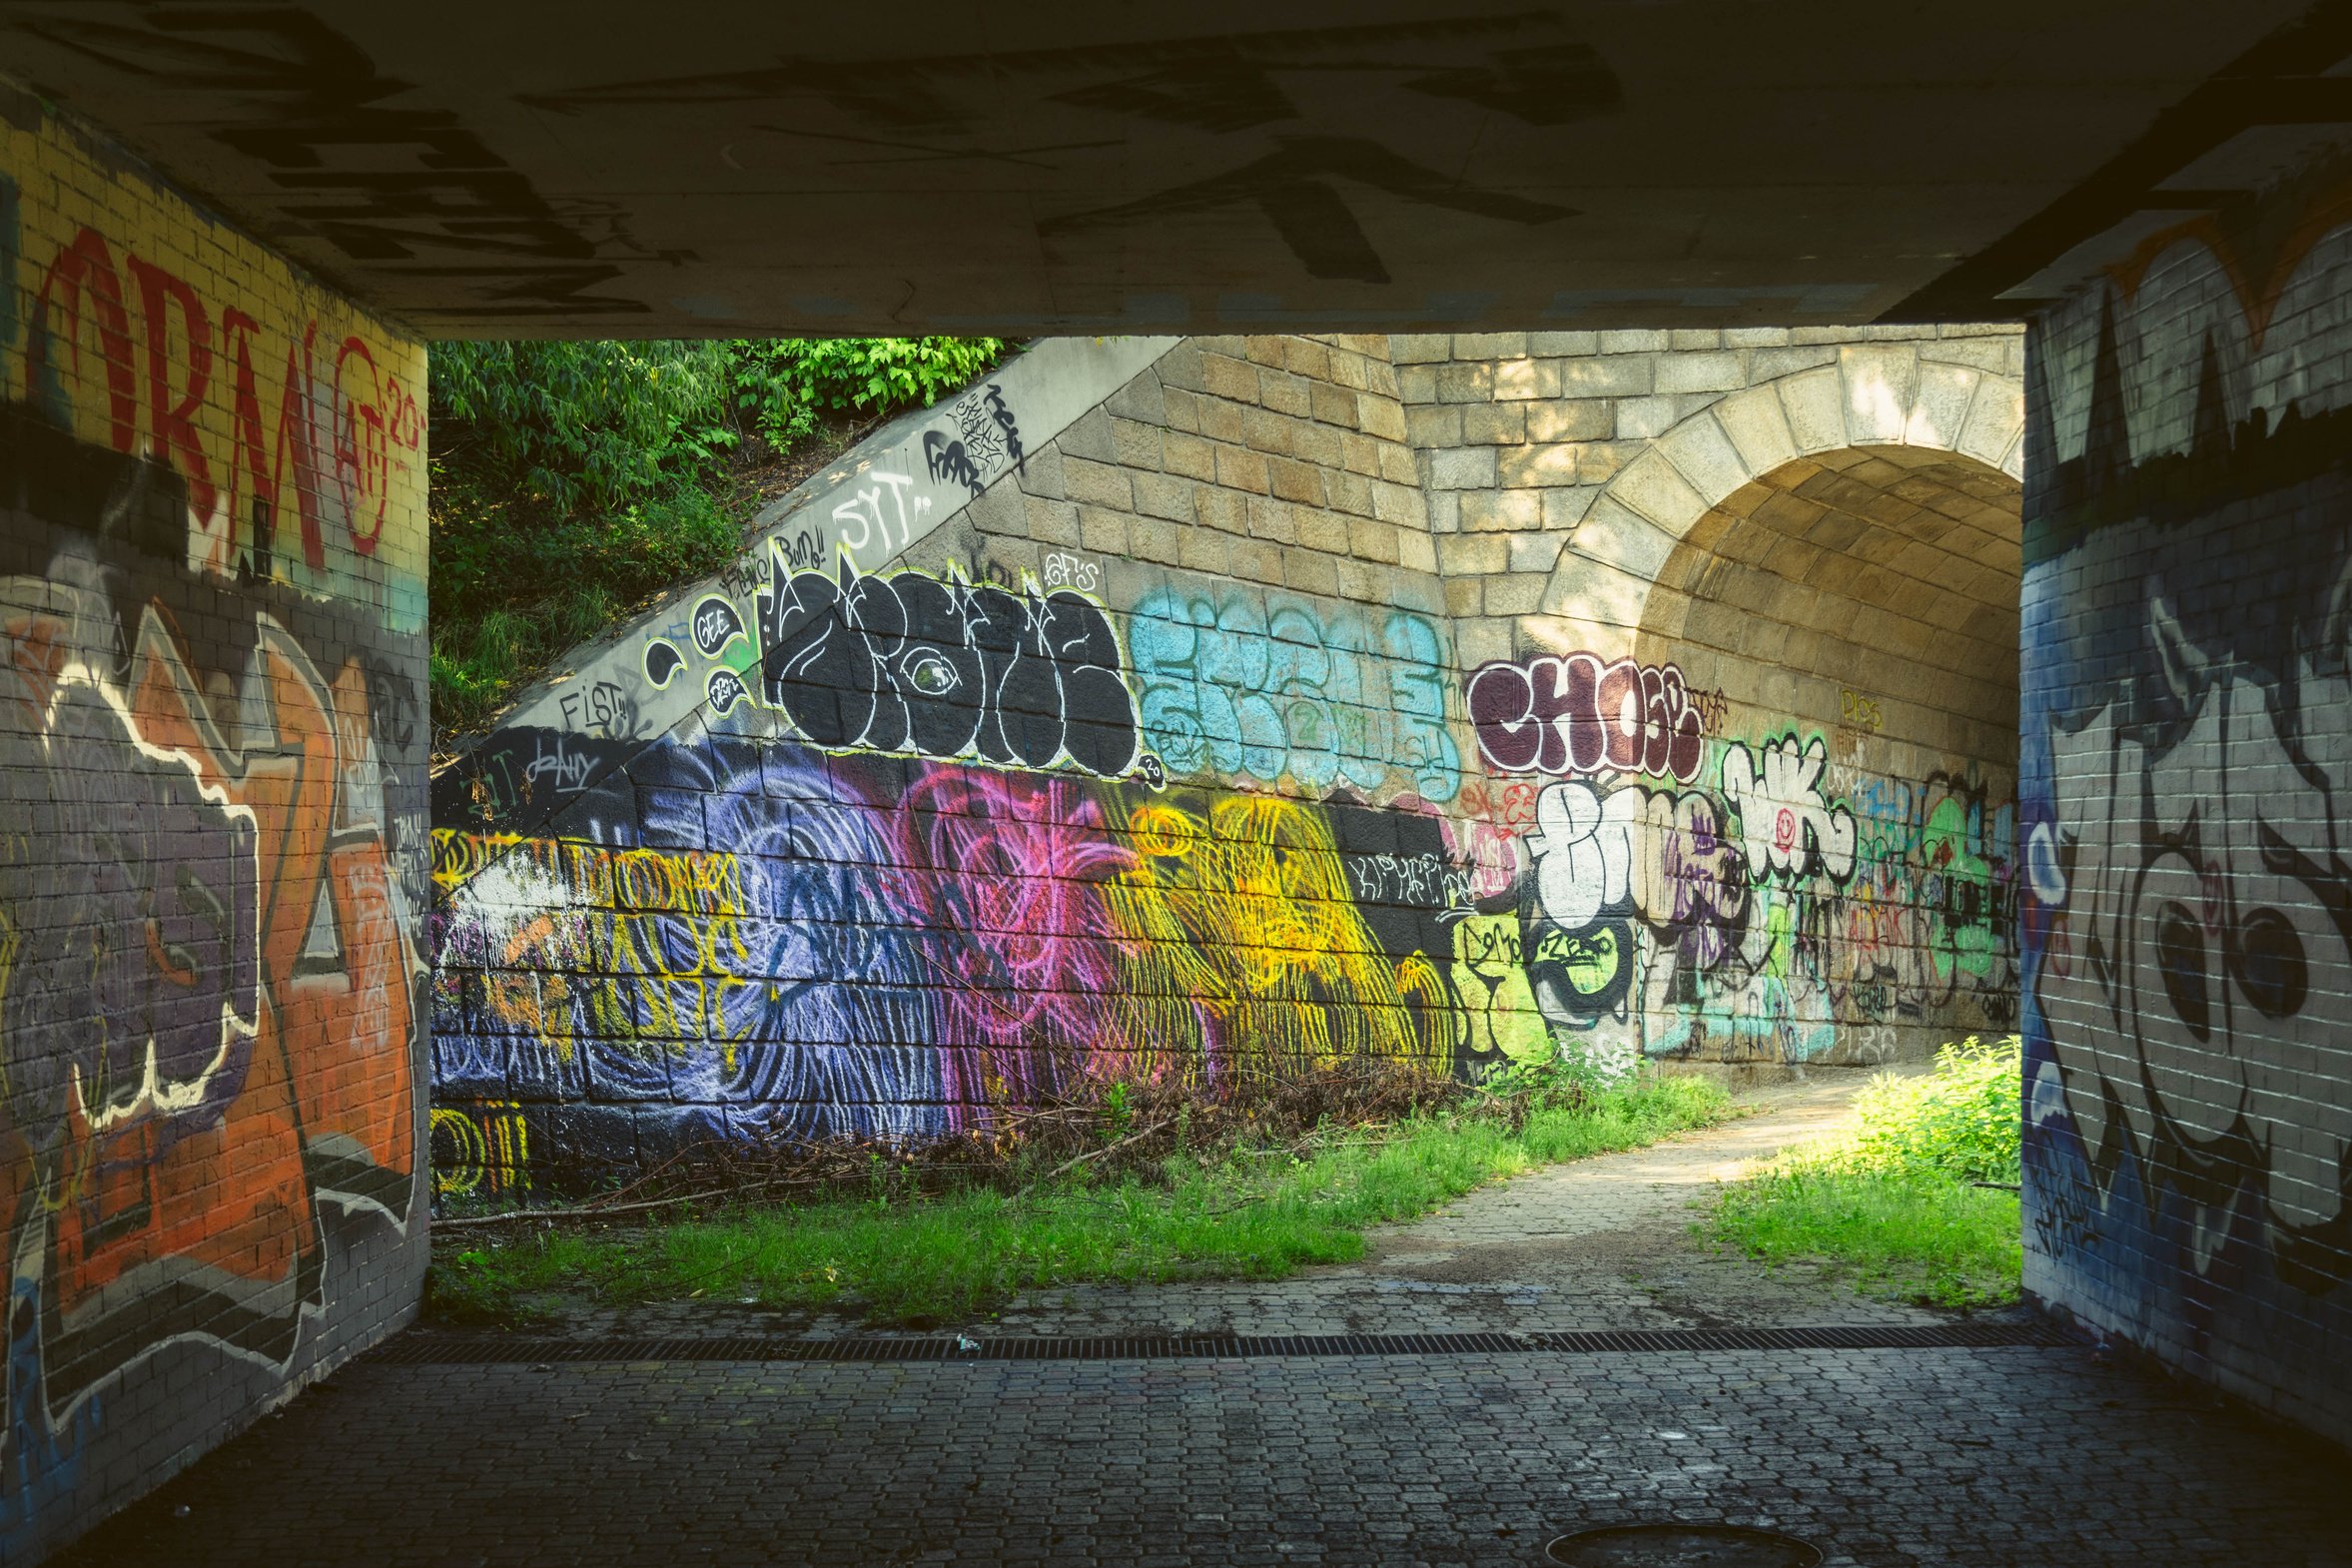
[430,335,1178,836]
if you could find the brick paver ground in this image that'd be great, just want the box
[55,1343,2352,1567]
[51,1079,2352,1566]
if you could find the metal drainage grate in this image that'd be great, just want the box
[370,1320,2069,1367]
[1546,1524,1824,1567]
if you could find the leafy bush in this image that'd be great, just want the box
[728,337,1007,444]
[1706,1035,2024,1308]
[1480,1050,1613,1113]
[1828,1035,2021,1185]
[426,334,1009,737]
[429,473,738,736]
[429,340,734,513]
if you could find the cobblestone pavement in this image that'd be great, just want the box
[56,1343,2352,1567]
[52,1076,2352,1565]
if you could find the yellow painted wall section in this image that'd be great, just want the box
[3,85,426,630]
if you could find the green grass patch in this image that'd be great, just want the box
[1705,1036,2023,1309]
[1711,1168,2021,1309]
[429,1072,1731,1327]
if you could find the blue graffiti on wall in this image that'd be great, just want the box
[2019,284,2352,1376]
[1127,586,1460,801]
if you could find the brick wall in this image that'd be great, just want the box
[2021,152,2352,1446]
[0,82,429,1560]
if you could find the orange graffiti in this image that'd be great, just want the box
[2,594,415,1408]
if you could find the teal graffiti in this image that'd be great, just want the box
[1129,586,1460,800]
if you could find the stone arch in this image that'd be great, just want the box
[1509,342,2028,1069]
[1631,447,2022,796]
[1536,342,2025,648]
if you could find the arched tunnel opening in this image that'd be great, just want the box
[1609,446,2024,1068]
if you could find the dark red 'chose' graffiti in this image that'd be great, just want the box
[1464,652,1706,783]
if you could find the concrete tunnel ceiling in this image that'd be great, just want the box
[0,0,2344,338]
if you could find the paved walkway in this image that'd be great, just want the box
[979,1073,1930,1338]
[512,1072,1923,1343]
[54,1076,2352,1567]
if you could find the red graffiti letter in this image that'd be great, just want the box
[29,227,137,449]
[127,256,218,521]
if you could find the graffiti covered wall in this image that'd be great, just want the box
[431,334,1175,838]
[430,333,1486,1186]
[0,83,428,1560]
[432,329,2029,1197]
[2020,159,2352,1446]
[1418,331,2026,1075]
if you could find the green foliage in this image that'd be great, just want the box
[1478,1049,1617,1113]
[1809,1036,2022,1185]
[1100,1081,1135,1141]
[726,337,1007,444]
[428,469,736,736]
[426,334,1007,736]
[429,340,734,513]
[1706,1036,2024,1309]
[426,1073,1731,1327]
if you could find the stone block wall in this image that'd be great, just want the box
[0,83,430,1561]
[429,317,2038,1195]
[1398,328,2029,1068]
[429,334,1477,1192]
[1395,326,2025,668]
[2021,151,2352,1447]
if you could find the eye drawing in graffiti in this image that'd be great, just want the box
[753,546,1140,775]
[2014,261,2352,1315]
